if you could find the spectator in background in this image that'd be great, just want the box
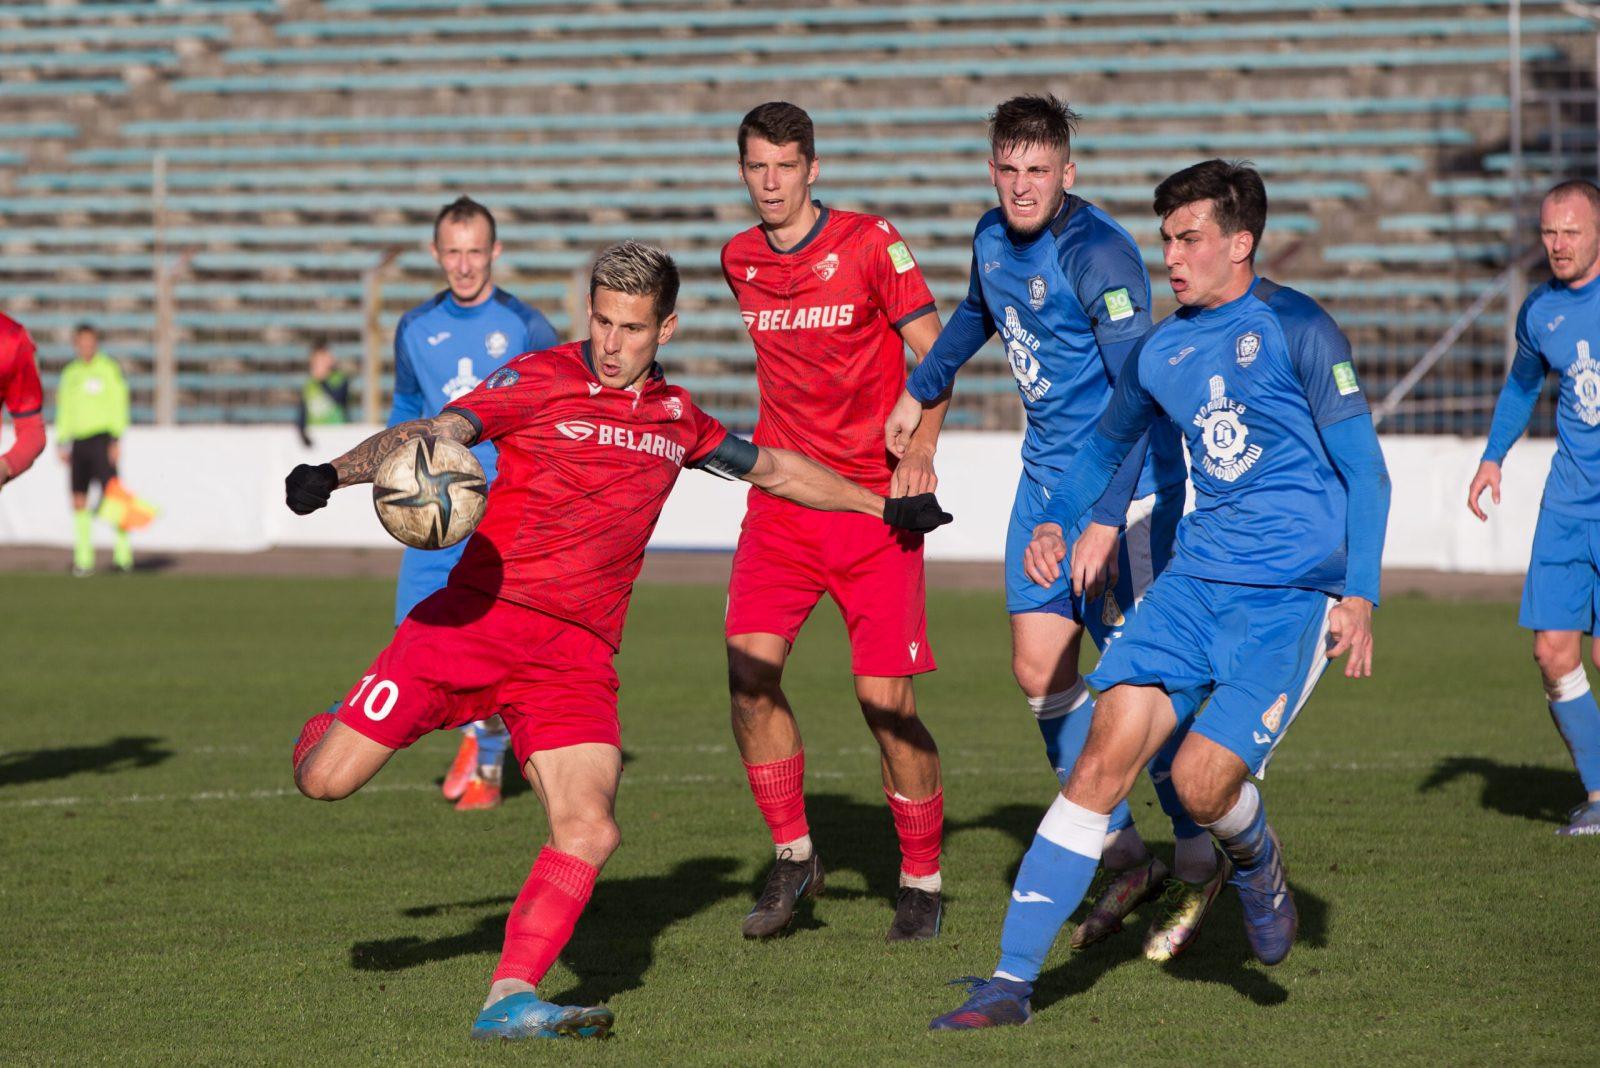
[0,311,46,493]
[55,323,131,576]
[296,338,352,447]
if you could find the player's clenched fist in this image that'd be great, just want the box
[882,492,953,533]
[884,389,924,459]
[285,462,338,514]
[1023,521,1069,587]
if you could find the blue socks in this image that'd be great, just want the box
[474,719,509,782]
[1205,781,1269,873]
[1032,684,1133,832]
[995,795,1109,984]
[1547,667,1600,793]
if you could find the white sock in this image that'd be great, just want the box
[1206,781,1261,840]
[1173,834,1219,883]
[1100,824,1150,869]
[900,870,942,892]
[777,834,813,862]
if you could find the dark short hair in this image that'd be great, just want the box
[1546,178,1600,214]
[590,241,679,322]
[1154,159,1269,261]
[988,94,1080,159]
[74,322,97,336]
[738,101,815,163]
[308,336,331,354]
[432,195,497,246]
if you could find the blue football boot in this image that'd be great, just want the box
[1230,827,1297,966]
[469,992,614,1041]
[1557,800,1600,836]
[928,976,1033,1031]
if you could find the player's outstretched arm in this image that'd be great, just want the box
[284,413,477,514]
[744,445,951,532]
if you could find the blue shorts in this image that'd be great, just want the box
[1088,573,1336,778]
[1005,469,1183,650]
[395,540,469,626]
[1520,508,1600,637]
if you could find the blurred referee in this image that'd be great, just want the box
[55,323,130,576]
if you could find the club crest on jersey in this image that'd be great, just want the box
[1101,590,1125,628]
[1570,340,1600,427]
[812,253,840,282]
[661,396,682,421]
[1001,306,1051,402]
[486,331,509,359]
[556,420,596,441]
[1262,693,1288,733]
[1028,275,1048,310]
[485,367,520,389]
[1193,375,1263,482]
[1236,332,1261,368]
[745,266,758,281]
[442,356,481,401]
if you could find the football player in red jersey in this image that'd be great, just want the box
[721,102,953,943]
[283,242,951,1042]
[0,312,46,493]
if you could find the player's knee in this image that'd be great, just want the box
[1065,749,1133,810]
[294,758,355,802]
[1532,634,1581,681]
[1169,753,1232,824]
[552,813,620,866]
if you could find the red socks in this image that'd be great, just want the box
[886,788,943,878]
[493,847,598,986]
[292,711,335,772]
[743,750,809,844]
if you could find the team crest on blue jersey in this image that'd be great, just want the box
[1236,332,1261,368]
[486,331,509,359]
[485,367,520,389]
[1570,340,1600,427]
[1028,275,1048,310]
[1001,306,1051,402]
[1193,375,1263,482]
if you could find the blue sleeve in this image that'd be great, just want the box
[1087,332,1155,527]
[1277,290,1371,427]
[388,320,422,427]
[1064,220,1153,353]
[1482,300,1548,463]
[1319,414,1391,605]
[512,300,560,352]
[905,249,994,402]
[1045,337,1161,530]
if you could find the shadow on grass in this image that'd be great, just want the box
[781,791,912,906]
[1419,756,1582,826]
[350,856,745,1004]
[0,734,172,787]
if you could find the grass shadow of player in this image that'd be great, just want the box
[778,791,908,916]
[350,855,745,1004]
[1418,756,1580,826]
[0,734,173,787]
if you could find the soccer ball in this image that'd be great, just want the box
[372,436,488,550]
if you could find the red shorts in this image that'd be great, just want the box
[335,586,621,768]
[725,491,934,677]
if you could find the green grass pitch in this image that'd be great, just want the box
[2,571,1597,1065]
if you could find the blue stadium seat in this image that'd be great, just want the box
[0,122,76,140]
[0,1,274,20]
[0,22,230,46]
[0,79,123,98]
[0,51,179,72]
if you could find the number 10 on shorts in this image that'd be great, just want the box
[350,674,399,721]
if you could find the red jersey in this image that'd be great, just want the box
[0,313,43,419]
[445,340,728,650]
[722,206,936,494]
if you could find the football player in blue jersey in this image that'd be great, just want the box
[886,95,1216,958]
[393,196,559,811]
[1468,179,1600,836]
[931,159,1390,1029]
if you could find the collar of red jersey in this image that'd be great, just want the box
[763,201,830,257]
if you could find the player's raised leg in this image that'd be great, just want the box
[856,673,944,941]
[729,631,824,939]
[931,683,1177,1029]
[474,742,619,1041]
[1533,629,1600,834]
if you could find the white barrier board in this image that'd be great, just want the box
[0,425,1557,574]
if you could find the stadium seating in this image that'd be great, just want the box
[0,0,1589,433]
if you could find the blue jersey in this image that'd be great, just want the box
[1093,277,1372,595]
[1484,273,1600,520]
[906,196,1184,505]
[390,287,559,480]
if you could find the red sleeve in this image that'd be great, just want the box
[2,414,44,476]
[682,393,729,467]
[3,326,43,418]
[861,218,937,330]
[444,354,549,443]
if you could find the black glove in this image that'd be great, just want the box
[883,492,953,534]
[285,463,338,515]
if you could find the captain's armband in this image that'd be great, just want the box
[691,434,759,480]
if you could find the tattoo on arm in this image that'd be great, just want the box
[330,412,476,487]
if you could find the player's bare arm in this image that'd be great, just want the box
[332,413,477,487]
[1467,459,1502,522]
[891,312,949,497]
[284,412,476,515]
[1327,596,1375,678]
